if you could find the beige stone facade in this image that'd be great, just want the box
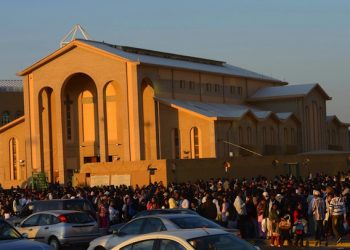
[0,39,348,188]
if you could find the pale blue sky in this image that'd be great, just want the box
[0,0,349,121]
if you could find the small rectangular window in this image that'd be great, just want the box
[179,80,186,89]
[214,84,220,92]
[206,83,212,92]
[238,86,243,96]
[189,81,195,90]
[230,86,236,95]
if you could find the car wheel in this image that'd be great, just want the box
[95,247,106,250]
[49,237,60,250]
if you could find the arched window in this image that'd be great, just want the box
[291,128,295,145]
[1,111,10,126]
[284,128,288,144]
[247,127,252,145]
[270,127,275,145]
[9,138,18,180]
[171,128,180,159]
[81,90,95,142]
[238,126,243,144]
[190,127,200,159]
[262,127,267,145]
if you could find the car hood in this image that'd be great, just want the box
[89,234,135,250]
[0,239,51,250]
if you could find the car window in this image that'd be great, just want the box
[119,218,145,235]
[64,200,86,211]
[160,239,186,250]
[37,201,61,211]
[169,216,222,229]
[22,214,40,227]
[188,234,256,250]
[121,240,155,250]
[0,220,21,240]
[141,218,166,234]
[38,214,54,225]
[65,212,94,224]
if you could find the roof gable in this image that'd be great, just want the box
[19,39,284,84]
[248,83,331,101]
[327,115,350,127]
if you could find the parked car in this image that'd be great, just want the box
[0,218,52,250]
[89,214,238,250]
[108,209,199,233]
[110,228,259,250]
[16,210,101,250]
[8,199,96,225]
[133,208,198,218]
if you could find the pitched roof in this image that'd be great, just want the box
[0,80,23,92]
[248,83,331,101]
[19,39,284,84]
[155,97,255,120]
[326,115,350,127]
[276,112,300,123]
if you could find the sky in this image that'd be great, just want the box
[0,0,349,121]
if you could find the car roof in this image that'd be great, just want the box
[30,210,87,216]
[136,213,200,219]
[30,199,88,203]
[113,228,229,248]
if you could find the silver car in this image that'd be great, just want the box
[89,214,238,250]
[16,210,101,250]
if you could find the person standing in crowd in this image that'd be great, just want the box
[200,195,217,221]
[278,214,292,246]
[329,191,346,244]
[293,214,307,247]
[269,202,281,247]
[311,190,326,245]
[234,190,247,239]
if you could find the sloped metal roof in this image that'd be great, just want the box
[326,115,350,126]
[156,97,253,120]
[78,40,283,83]
[0,80,23,92]
[156,97,301,124]
[248,83,331,101]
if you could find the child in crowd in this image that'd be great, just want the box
[293,214,308,247]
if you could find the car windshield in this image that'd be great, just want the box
[169,216,222,229]
[188,234,256,250]
[0,220,22,240]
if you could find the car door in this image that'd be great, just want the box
[18,214,41,240]
[36,213,57,243]
[109,218,147,247]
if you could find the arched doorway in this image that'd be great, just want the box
[140,78,158,160]
[103,81,123,161]
[39,87,56,183]
[61,73,99,181]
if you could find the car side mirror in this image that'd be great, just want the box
[21,233,28,238]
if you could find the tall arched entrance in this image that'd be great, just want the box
[140,79,158,160]
[61,73,99,182]
[39,87,57,183]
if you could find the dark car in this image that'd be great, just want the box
[0,218,52,250]
[8,199,96,225]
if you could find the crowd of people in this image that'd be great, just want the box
[1,171,350,247]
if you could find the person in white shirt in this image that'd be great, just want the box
[234,190,247,238]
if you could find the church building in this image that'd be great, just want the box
[0,39,348,188]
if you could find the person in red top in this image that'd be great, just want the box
[146,196,159,210]
[293,202,304,223]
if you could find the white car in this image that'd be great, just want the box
[88,214,237,250]
[110,228,259,250]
